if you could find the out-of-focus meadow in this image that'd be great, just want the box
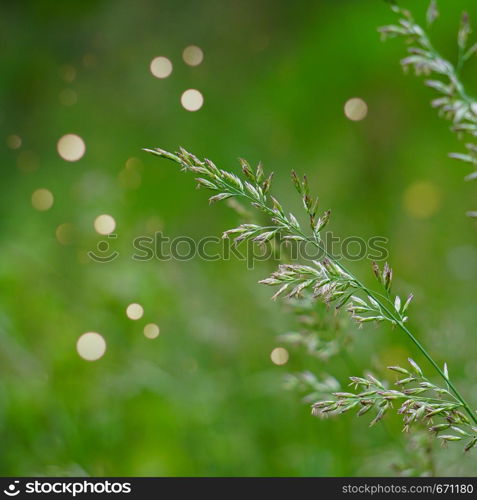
[1,0,477,476]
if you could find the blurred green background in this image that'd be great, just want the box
[1,0,477,476]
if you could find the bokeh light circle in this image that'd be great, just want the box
[144,323,160,339]
[270,347,289,366]
[57,134,86,162]
[76,332,106,361]
[181,89,204,111]
[126,303,144,320]
[182,45,204,66]
[7,134,22,149]
[31,188,54,211]
[344,97,368,121]
[94,214,116,235]
[150,56,173,79]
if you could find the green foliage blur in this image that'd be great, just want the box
[1,0,476,476]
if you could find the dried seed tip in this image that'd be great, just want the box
[403,387,426,395]
[255,161,264,184]
[407,358,423,376]
[438,434,463,442]
[458,12,471,50]
[429,423,451,433]
[312,408,332,419]
[252,230,275,243]
[395,377,416,386]
[321,404,338,413]
[288,213,301,229]
[426,407,446,418]
[465,437,477,452]
[366,374,384,389]
[196,178,218,190]
[402,293,414,313]
[383,262,393,291]
[303,194,312,212]
[178,146,192,161]
[349,376,371,388]
[321,258,335,274]
[334,292,353,310]
[448,152,476,164]
[350,295,368,307]
[204,158,220,175]
[271,282,295,299]
[239,158,255,181]
[262,172,274,194]
[189,152,203,166]
[355,316,384,324]
[312,400,336,409]
[465,172,477,182]
[357,404,373,417]
[258,277,280,286]
[291,170,302,194]
[378,23,408,40]
[270,195,284,215]
[142,147,181,164]
[451,426,470,437]
[394,295,401,313]
[314,210,330,233]
[426,0,439,26]
[388,365,409,375]
[370,408,387,427]
[415,404,427,420]
[455,411,471,424]
[425,79,452,94]
[244,181,261,200]
[209,193,233,204]
[339,401,359,414]
[378,390,404,399]
[332,392,356,398]
[372,261,381,283]
[310,197,319,216]
[419,381,435,388]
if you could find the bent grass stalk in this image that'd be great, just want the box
[144,146,477,449]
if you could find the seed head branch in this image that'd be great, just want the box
[380,1,477,216]
[312,359,477,452]
[145,146,477,428]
